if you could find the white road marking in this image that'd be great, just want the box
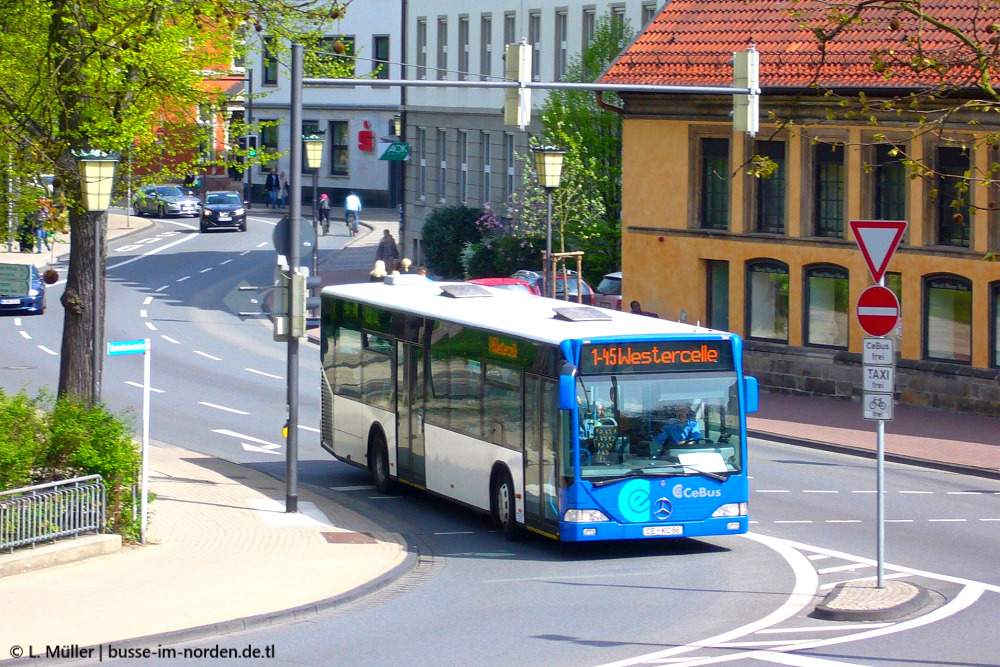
[298,424,320,433]
[14,317,22,325]
[245,367,282,379]
[756,489,790,493]
[774,520,812,524]
[899,490,932,494]
[434,531,475,535]
[125,381,164,393]
[240,250,251,256]
[177,276,190,282]
[981,518,1000,521]
[19,330,31,339]
[212,428,277,447]
[715,639,814,648]
[806,555,831,561]
[755,624,890,634]
[331,485,376,492]
[145,321,157,330]
[251,498,333,527]
[37,345,57,356]
[107,230,198,271]
[947,491,986,495]
[140,309,148,318]
[194,350,222,361]
[819,572,911,591]
[198,401,249,415]
[824,520,861,524]
[242,443,282,455]
[850,490,876,494]
[155,285,169,292]
[160,335,180,344]
[816,563,864,575]
[143,296,153,305]
[928,518,967,522]
[220,259,232,265]
[199,267,212,273]
[802,490,838,494]
[256,242,268,248]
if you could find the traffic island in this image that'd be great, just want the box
[812,579,930,622]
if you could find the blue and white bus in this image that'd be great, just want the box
[320,277,758,542]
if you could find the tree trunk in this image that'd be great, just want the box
[58,208,106,404]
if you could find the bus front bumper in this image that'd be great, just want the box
[558,516,748,542]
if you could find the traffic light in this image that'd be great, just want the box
[274,264,321,341]
[732,47,760,137]
[247,135,258,157]
[272,264,291,342]
[504,41,531,129]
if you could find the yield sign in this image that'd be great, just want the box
[850,220,907,283]
[857,285,900,337]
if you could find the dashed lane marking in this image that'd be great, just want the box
[37,345,57,356]
[160,335,180,344]
[19,331,30,339]
[143,296,153,305]
[245,367,282,379]
[145,321,157,330]
[194,350,222,361]
[124,381,164,393]
[198,401,249,415]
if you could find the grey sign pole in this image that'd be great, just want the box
[285,44,303,514]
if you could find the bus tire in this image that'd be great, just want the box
[493,471,524,541]
[370,434,394,494]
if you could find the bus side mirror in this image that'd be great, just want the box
[744,376,759,414]
[559,361,577,411]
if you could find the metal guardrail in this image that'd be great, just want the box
[0,475,106,552]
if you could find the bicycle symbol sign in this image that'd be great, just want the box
[863,391,894,421]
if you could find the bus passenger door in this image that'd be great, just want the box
[524,374,560,534]
[396,341,426,487]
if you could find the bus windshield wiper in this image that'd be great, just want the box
[590,465,728,487]
[647,464,729,483]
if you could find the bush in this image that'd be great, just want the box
[422,205,486,279]
[466,236,544,278]
[0,390,141,539]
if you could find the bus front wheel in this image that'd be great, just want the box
[371,435,394,493]
[493,472,524,541]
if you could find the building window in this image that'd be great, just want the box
[805,265,849,348]
[459,131,469,204]
[700,138,729,230]
[582,8,596,51]
[814,143,845,238]
[416,19,427,80]
[329,121,349,176]
[991,282,1000,368]
[504,13,516,46]
[482,132,492,205]
[309,36,355,77]
[504,133,515,202]
[746,260,789,342]
[480,15,492,80]
[263,37,278,85]
[936,146,971,247]
[458,16,470,80]
[707,261,729,331]
[875,144,906,220]
[755,140,786,234]
[923,274,972,363]
[529,12,541,81]
[259,121,278,173]
[642,3,658,25]
[437,18,448,80]
[611,5,626,30]
[372,35,390,79]
[555,11,568,81]
[418,128,427,200]
[438,129,448,203]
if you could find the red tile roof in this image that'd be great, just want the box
[602,0,998,90]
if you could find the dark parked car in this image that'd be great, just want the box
[510,269,595,304]
[0,264,45,315]
[133,184,201,218]
[593,271,623,310]
[200,191,247,232]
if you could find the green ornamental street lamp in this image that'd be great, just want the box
[303,132,325,315]
[74,148,121,403]
[532,145,565,298]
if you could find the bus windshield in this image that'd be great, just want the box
[573,372,742,481]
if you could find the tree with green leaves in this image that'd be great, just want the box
[0,0,354,402]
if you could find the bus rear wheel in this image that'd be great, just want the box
[371,435,394,493]
[493,472,524,541]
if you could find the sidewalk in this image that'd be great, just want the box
[0,445,410,661]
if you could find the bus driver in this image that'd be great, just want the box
[653,404,702,447]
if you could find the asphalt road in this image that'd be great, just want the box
[3,218,999,667]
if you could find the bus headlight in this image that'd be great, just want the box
[564,509,610,523]
[712,502,748,518]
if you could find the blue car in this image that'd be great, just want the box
[0,265,46,315]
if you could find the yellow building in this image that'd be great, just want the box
[602,1,1000,415]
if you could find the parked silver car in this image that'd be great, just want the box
[593,271,623,310]
[133,184,201,218]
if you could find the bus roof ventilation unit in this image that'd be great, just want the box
[553,307,613,322]
[439,284,494,298]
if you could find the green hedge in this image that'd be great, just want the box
[0,389,142,539]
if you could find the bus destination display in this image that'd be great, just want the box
[580,340,733,374]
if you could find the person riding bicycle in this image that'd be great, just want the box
[317,193,331,234]
[345,191,362,235]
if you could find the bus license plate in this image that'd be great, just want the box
[643,525,682,536]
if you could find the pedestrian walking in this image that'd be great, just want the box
[265,168,279,209]
[374,229,399,269]
[279,171,289,207]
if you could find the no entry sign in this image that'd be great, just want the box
[857,285,900,337]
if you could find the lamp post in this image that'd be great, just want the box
[532,146,565,298]
[303,131,325,316]
[75,149,120,404]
